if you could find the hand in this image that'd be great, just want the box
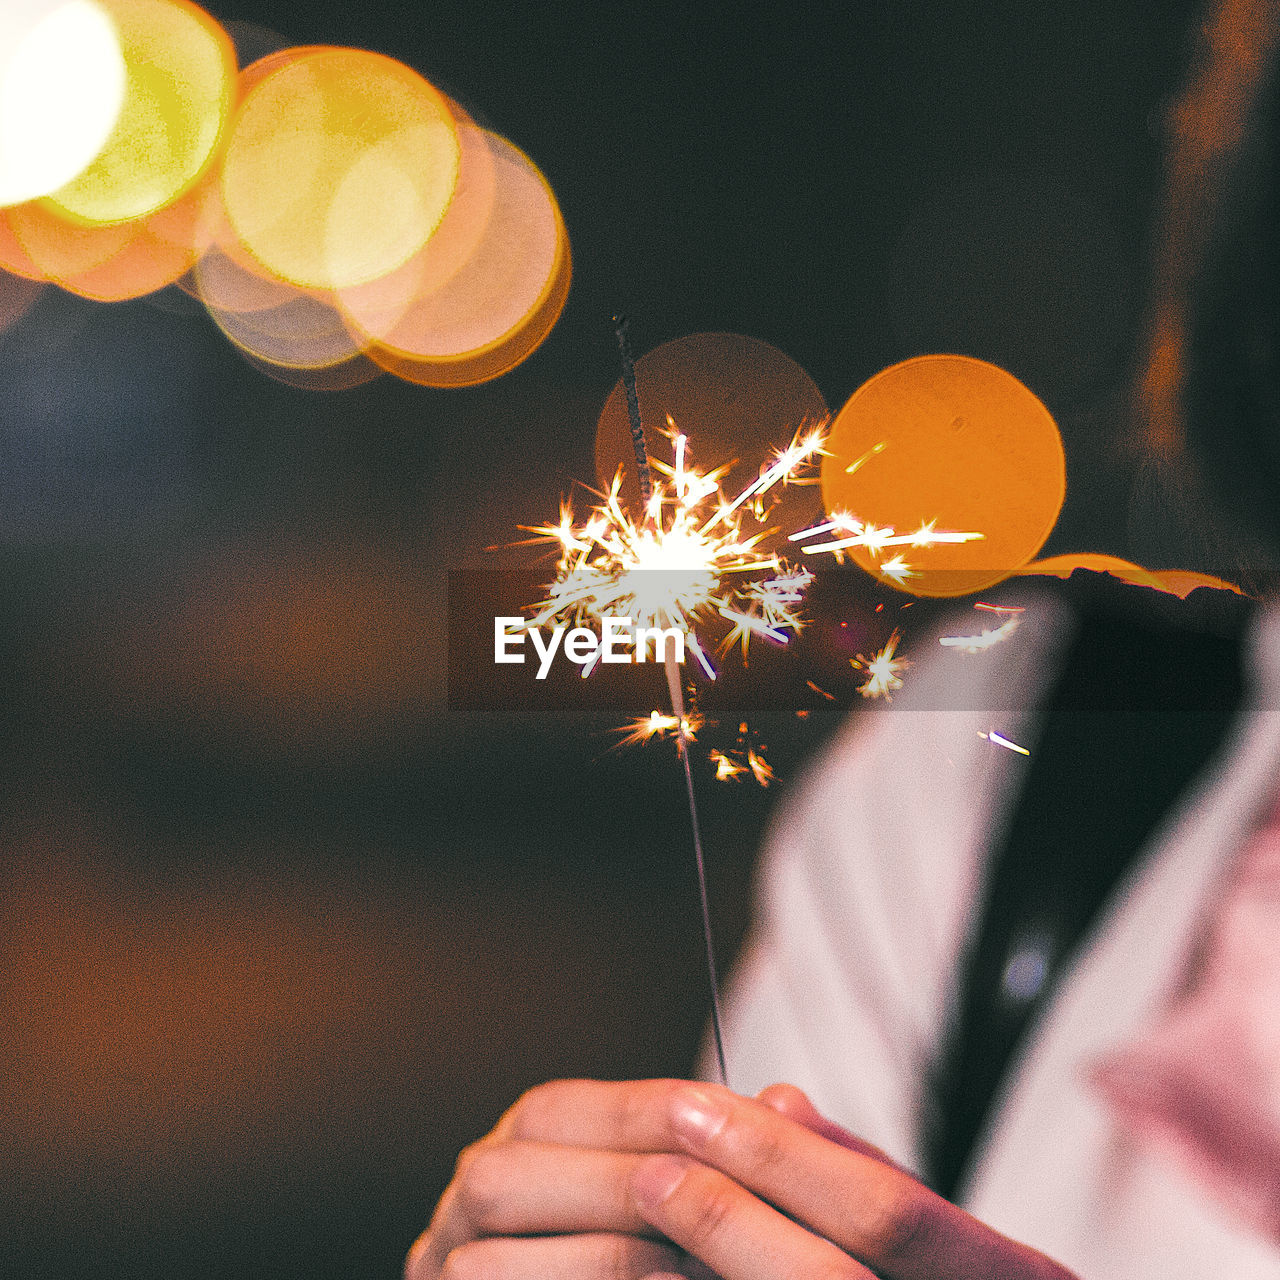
[627,1081,1077,1279]
[406,1077,706,1279]
[406,1077,1077,1279]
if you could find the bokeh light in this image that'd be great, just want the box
[207,289,365,371]
[46,0,235,226]
[0,211,47,279]
[1014,552,1168,591]
[336,117,498,348]
[360,131,569,387]
[1015,554,1245,598]
[0,0,126,208]
[243,349,383,392]
[0,13,570,387]
[1153,569,1246,598]
[821,354,1065,598]
[220,47,459,291]
[594,332,828,537]
[6,186,200,299]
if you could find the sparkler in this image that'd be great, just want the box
[939,615,1022,653]
[522,336,996,1085]
[616,708,703,748]
[528,319,825,1084]
[524,424,826,670]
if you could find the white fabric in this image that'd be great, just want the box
[714,595,1280,1278]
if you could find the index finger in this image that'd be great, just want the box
[491,1078,702,1151]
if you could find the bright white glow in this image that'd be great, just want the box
[0,0,126,207]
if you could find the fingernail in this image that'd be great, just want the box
[670,1085,729,1149]
[631,1153,691,1209]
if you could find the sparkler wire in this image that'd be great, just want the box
[613,314,655,505]
[607,315,728,1084]
[665,650,730,1086]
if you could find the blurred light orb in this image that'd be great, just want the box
[6,177,204,299]
[208,287,366,372]
[45,0,235,226]
[369,232,570,387]
[360,131,570,387]
[0,0,126,208]
[336,117,498,346]
[822,355,1065,598]
[220,47,460,291]
[1014,555,1245,598]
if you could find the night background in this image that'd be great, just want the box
[1,2,1215,1277]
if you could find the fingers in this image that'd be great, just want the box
[491,1077,694,1150]
[650,1084,1073,1280]
[459,1140,655,1235]
[755,1084,910,1172]
[408,1141,661,1277]
[631,1153,875,1280]
[415,1079,1075,1280]
[412,1230,691,1280]
[481,1076,920,1270]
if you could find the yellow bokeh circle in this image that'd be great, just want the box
[45,0,234,226]
[220,47,460,291]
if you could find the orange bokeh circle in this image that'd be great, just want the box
[367,205,570,388]
[1015,554,1246,598]
[821,354,1065,597]
[363,130,570,387]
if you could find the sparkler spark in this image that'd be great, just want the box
[617,709,703,748]
[844,440,888,475]
[939,615,1022,653]
[526,421,827,672]
[710,749,746,781]
[789,503,985,588]
[746,748,774,786]
[707,745,773,786]
[980,729,1031,756]
[852,628,909,701]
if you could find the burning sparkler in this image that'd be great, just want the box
[526,319,828,1084]
[512,339,1058,1091]
[524,418,827,675]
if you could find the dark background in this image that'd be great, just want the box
[1,2,1211,1277]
